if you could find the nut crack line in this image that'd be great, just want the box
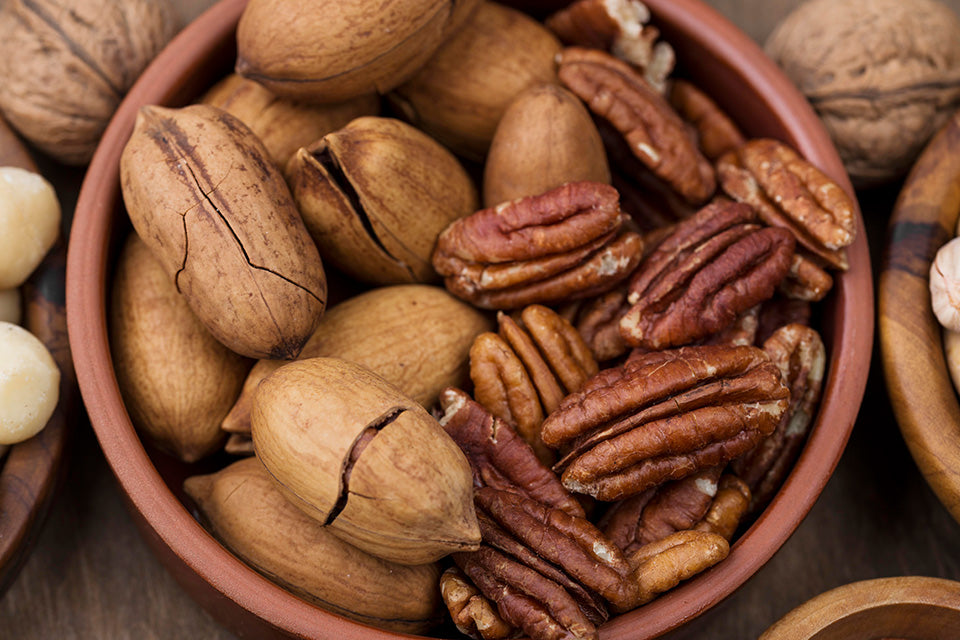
[180,159,325,306]
[21,0,123,98]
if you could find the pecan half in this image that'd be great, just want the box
[603,466,722,554]
[546,0,675,92]
[558,48,715,204]
[438,388,585,518]
[542,344,789,500]
[717,139,856,271]
[732,324,825,510]
[627,530,729,605]
[694,474,751,541]
[780,250,833,302]
[440,567,515,640]
[433,182,643,309]
[756,296,811,346]
[703,304,759,347]
[574,287,631,361]
[620,200,795,350]
[669,79,745,161]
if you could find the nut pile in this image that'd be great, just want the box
[111,0,856,638]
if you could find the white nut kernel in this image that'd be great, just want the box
[0,321,59,444]
[930,237,960,331]
[0,167,60,289]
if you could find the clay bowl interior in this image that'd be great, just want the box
[759,576,960,640]
[881,110,960,528]
[0,116,75,597]
[66,0,873,638]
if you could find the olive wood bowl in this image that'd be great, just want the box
[880,110,960,527]
[66,0,873,637]
[760,576,960,640]
[0,115,76,596]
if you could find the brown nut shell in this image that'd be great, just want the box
[120,104,327,360]
[484,84,610,208]
[235,0,482,103]
[184,457,442,633]
[288,117,478,284]
[222,285,492,435]
[0,0,177,164]
[111,234,250,462]
[251,357,480,564]
[201,74,379,168]
[389,1,562,160]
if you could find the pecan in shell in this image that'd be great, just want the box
[542,345,790,500]
[433,182,643,309]
[438,388,584,518]
[717,139,855,271]
[620,200,795,350]
[557,48,714,204]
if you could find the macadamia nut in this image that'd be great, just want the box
[0,288,20,324]
[0,321,59,445]
[931,237,960,331]
[0,167,60,289]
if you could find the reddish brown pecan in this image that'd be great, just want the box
[716,139,856,271]
[694,474,751,541]
[756,296,811,345]
[542,344,789,501]
[611,163,696,232]
[703,305,759,347]
[669,79,746,161]
[574,287,631,361]
[557,48,715,204]
[440,567,515,640]
[619,200,795,350]
[602,466,722,554]
[732,324,826,510]
[627,530,729,605]
[438,388,585,518]
[545,0,675,92]
[780,250,833,302]
[433,182,643,309]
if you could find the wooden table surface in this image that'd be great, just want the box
[4,0,960,638]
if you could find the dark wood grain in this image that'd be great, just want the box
[4,1,960,639]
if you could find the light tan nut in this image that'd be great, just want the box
[0,167,60,289]
[627,529,729,605]
[440,567,515,640]
[0,321,59,445]
[694,475,751,541]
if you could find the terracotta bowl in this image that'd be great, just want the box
[881,110,960,528]
[66,0,873,637]
[760,576,960,639]
[0,116,75,597]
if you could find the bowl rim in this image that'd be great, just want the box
[66,0,874,638]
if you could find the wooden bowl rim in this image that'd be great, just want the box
[759,576,960,639]
[66,0,874,638]
[880,110,960,527]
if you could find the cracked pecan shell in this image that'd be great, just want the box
[120,104,327,360]
[732,324,825,509]
[433,182,643,309]
[717,138,855,271]
[438,388,584,518]
[620,200,795,350]
[542,344,790,500]
[558,47,714,204]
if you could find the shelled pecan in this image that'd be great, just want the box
[627,530,729,605]
[716,138,856,271]
[438,388,584,518]
[619,200,795,350]
[602,466,722,554]
[756,297,811,345]
[574,287,631,361]
[542,344,790,501]
[732,324,825,509]
[668,79,745,161]
[546,0,675,92]
[780,251,833,302]
[440,567,515,640]
[432,182,643,309]
[694,474,751,541]
[557,48,714,204]
[702,305,759,347]
[470,305,598,463]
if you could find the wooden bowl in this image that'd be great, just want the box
[65,0,873,637]
[0,116,76,596]
[880,110,960,527]
[760,576,960,639]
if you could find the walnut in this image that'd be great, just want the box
[0,0,178,165]
[765,0,960,186]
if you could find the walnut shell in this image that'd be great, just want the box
[0,0,177,165]
[765,0,960,186]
